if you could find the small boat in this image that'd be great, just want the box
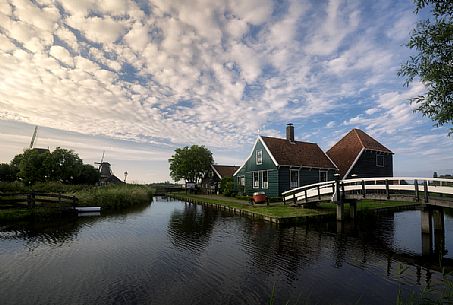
[75,207,101,213]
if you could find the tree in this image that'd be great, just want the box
[169,145,213,183]
[16,149,51,185]
[73,164,100,185]
[44,148,83,183]
[398,0,453,134]
[0,163,17,182]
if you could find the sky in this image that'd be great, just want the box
[0,0,452,183]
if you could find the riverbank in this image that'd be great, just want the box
[169,193,419,224]
[0,182,153,221]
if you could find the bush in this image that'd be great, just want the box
[220,177,234,196]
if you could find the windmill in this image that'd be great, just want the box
[94,151,112,178]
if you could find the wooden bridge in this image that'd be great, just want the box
[283,177,453,257]
[0,192,78,209]
[282,177,453,209]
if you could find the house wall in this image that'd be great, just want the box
[278,167,336,194]
[233,140,279,197]
[347,150,393,179]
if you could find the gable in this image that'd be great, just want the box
[233,137,278,176]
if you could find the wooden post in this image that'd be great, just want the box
[341,182,345,201]
[72,196,77,208]
[385,179,390,200]
[293,193,296,205]
[27,193,32,208]
[304,189,308,204]
[58,193,62,204]
[361,180,366,198]
[317,185,321,200]
[414,180,420,202]
[283,196,286,205]
[423,181,429,203]
[31,192,35,208]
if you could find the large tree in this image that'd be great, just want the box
[169,145,213,183]
[398,0,453,134]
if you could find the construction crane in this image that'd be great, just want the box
[29,126,38,149]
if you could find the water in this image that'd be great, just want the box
[0,197,452,305]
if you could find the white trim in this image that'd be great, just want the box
[256,150,263,165]
[344,147,364,179]
[261,170,269,189]
[252,171,260,188]
[325,153,339,170]
[232,136,279,176]
[376,154,384,167]
[259,136,279,166]
[211,164,222,179]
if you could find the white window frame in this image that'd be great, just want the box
[261,170,268,189]
[240,176,245,186]
[256,150,263,165]
[376,154,384,167]
[290,169,299,189]
[253,171,260,188]
[319,170,328,182]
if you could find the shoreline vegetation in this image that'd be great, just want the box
[0,182,153,221]
[169,192,419,223]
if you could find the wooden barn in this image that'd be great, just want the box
[326,128,393,179]
[233,124,338,198]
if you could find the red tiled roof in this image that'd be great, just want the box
[326,129,392,177]
[261,136,337,169]
[212,165,240,178]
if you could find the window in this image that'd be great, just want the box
[262,171,268,189]
[237,176,245,186]
[253,171,260,188]
[256,150,262,165]
[290,169,299,189]
[376,154,384,167]
[319,171,328,182]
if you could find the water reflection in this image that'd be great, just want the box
[0,199,451,305]
[167,202,218,252]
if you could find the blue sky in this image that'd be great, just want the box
[0,0,452,183]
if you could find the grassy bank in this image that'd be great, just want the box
[0,182,153,221]
[170,193,417,221]
[73,184,153,210]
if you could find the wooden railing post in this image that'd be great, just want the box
[293,193,296,205]
[414,180,420,202]
[72,196,77,208]
[423,181,429,203]
[341,181,345,201]
[385,179,390,200]
[317,185,321,200]
[304,189,308,204]
[361,180,366,198]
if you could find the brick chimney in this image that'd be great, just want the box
[286,123,294,142]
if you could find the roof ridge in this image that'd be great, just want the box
[353,128,365,148]
[261,135,316,145]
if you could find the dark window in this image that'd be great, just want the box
[319,171,328,182]
[290,170,299,189]
[376,154,384,167]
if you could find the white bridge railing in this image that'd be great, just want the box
[282,177,453,205]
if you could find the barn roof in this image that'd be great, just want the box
[212,165,240,179]
[261,136,337,169]
[326,129,392,178]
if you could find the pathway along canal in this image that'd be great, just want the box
[0,197,452,305]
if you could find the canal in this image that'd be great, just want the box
[0,197,452,305]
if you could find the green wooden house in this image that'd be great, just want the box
[233,124,338,197]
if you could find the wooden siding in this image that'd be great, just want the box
[347,150,393,179]
[233,139,279,197]
[278,167,336,195]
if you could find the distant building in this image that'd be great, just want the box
[233,124,337,197]
[326,129,393,179]
[202,164,239,194]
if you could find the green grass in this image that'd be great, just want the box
[170,193,417,219]
[0,182,154,221]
